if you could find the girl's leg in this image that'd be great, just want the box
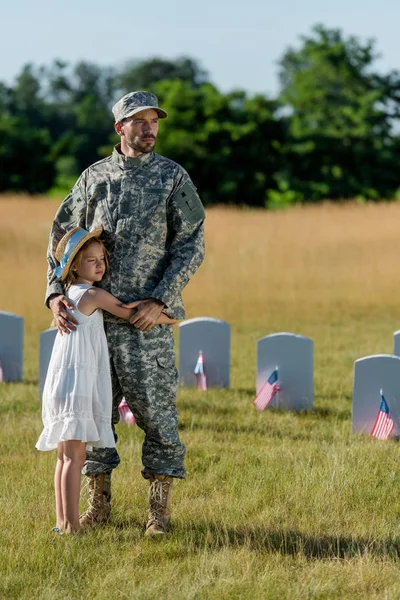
[61,440,86,533]
[55,443,64,529]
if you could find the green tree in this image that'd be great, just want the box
[44,61,116,174]
[11,64,46,126]
[0,113,54,192]
[153,80,283,206]
[117,57,208,93]
[0,66,55,192]
[277,25,400,201]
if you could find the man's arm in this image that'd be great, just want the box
[150,173,205,309]
[126,298,169,331]
[45,175,87,333]
[45,175,87,305]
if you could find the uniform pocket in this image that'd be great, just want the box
[155,354,179,388]
[87,183,114,231]
[156,353,177,370]
[172,182,205,224]
[118,187,166,236]
[156,355,167,368]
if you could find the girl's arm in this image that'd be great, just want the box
[77,288,178,324]
[157,311,178,324]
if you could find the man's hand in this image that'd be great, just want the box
[49,295,79,335]
[122,298,165,332]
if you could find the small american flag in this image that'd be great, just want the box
[254,368,280,411]
[194,350,207,391]
[118,397,136,426]
[371,390,394,440]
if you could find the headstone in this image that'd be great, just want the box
[257,332,313,410]
[39,327,58,396]
[178,317,230,388]
[352,354,400,435]
[393,331,400,357]
[0,311,24,382]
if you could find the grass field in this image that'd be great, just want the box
[2,195,400,599]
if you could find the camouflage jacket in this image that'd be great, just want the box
[45,146,205,321]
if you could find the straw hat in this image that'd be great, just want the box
[54,225,103,281]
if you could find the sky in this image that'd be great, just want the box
[2,0,400,96]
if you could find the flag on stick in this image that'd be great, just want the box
[0,360,3,382]
[371,390,394,440]
[118,397,136,426]
[194,350,207,391]
[254,367,280,411]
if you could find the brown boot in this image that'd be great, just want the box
[145,474,173,536]
[79,472,111,528]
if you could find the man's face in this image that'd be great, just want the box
[116,108,159,154]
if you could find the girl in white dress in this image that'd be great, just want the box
[36,226,176,534]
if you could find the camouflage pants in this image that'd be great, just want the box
[82,322,186,479]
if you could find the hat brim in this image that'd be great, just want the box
[55,226,104,281]
[117,106,167,122]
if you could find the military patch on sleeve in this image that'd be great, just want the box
[172,182,205,224]
[57,200,76,228]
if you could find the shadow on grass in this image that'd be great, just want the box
[234,388,257,397]
[174,523,400,560]
[302,406,351,421]
[181,394,351,423]
[105,518,400,560]
[318,392,352,402]
[0,378,39,388]
[112,519,144,531]
[179,419,312,440]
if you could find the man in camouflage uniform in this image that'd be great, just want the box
[46,91,205,535]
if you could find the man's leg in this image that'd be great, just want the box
[108,323,185,534]
[80,360,122,527]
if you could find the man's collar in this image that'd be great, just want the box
[111,144,153,169]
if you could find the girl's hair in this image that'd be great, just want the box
[64,238,109,289]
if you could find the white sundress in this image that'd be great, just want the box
[36,284,115,451]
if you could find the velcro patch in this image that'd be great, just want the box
[57,202,76,227]
[173,182,205,224]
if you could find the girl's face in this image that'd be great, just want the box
[73,241,106,285]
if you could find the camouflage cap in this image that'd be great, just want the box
[112,91,167,122]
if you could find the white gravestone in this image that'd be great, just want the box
[352,354,400,435]
[393,331,400,357]
[39,328,58,397]
[0,311,24,382]
[257,333,313,411]
[178,317,230,388]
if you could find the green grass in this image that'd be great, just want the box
[3,200,400,598]
[2,310,400,599]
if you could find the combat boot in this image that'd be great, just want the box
[79,472,111,528]
[145,474,173,536]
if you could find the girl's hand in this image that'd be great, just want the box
[120,300,141,317]
[121,299,164,332]
[49,295,79,335]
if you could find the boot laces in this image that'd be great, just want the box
[80,475,103,516]
[148,479,170,525]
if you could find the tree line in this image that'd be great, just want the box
[1,25,400,208]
